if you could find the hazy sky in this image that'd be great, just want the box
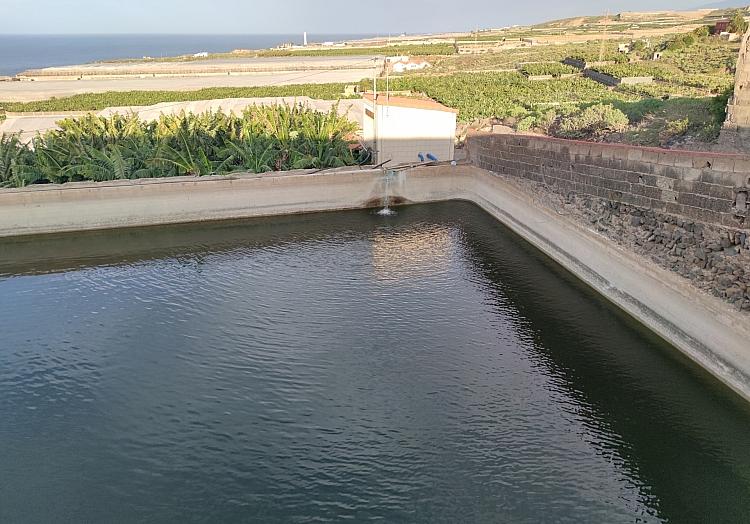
[0,0,720,34]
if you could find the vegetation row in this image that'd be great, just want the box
[257,43,457,58]
[0,105,364,188]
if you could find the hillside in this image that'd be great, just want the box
[534,8,728,29]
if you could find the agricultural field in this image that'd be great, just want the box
[0,105,363,188]
[660,38,739,74]
[363,64,728,147]
[361,72,628,122]
[425,40,631,73]
[589,63,663,78]
[256,43,457,57]
[0,12,742,151]
[0,84,354,113]
[391,25,739,147]
[520,63,578,77]
[106,43,457,65]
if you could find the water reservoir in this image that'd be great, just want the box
[1,202,749,522]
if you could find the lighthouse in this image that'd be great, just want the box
[303,32,308,47]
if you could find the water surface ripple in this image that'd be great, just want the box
[1,203,749,523]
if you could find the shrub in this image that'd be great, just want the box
[660,117,690,144]
[664,33,698,52]
[693,26,710,39]
[516,116,535,132]
[537,109,559,132]
[728,11,749,34]
[555,104,629,139]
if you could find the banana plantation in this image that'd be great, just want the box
[0,105,364,188]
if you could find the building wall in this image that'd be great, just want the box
[362,101,456,165]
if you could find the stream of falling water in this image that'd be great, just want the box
[377,170,396,216]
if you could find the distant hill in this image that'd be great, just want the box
[699,1,747,8]
[528,7,744,33]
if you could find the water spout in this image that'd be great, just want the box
[377,170,396,216]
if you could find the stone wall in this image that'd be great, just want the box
[583,69,653,86]
[722,29,750,133]
[467,133,750,311]
[719,27,750,151]
[468,133,749,227]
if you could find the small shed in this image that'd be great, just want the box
[715,19,731,33]
[362,93,458,165]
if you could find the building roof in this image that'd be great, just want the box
[362,93,459,114]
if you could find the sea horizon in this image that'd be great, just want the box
[0,33,381,76]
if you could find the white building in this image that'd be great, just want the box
[392,60,431,73]
[362,93,458,166]
[386,55,431,73]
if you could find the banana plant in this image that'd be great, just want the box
[153,132,216,177]
[216,139,278,174]
[2,105,363,187]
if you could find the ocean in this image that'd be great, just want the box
[0,34,377,76]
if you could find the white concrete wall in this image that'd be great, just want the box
[0,166,748,405]
[0,167,386,237]
[362,100,456,165]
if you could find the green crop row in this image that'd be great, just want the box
[0,84,354,113]
[0,105,364,188]
[520,62,578,77]
[590,63,667,79]
[360,72,635,123]
[257,43,457,57]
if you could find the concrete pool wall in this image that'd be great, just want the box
[0,164,749,402]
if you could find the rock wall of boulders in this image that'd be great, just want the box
[582,198,749,310]
[467,133,750,311]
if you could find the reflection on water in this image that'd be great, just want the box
[370,227,456,281]
[1,202,749,523]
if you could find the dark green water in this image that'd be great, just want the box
[1,202,749,523]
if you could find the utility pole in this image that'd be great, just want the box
[373,58,379,163]
[599,12,609,63]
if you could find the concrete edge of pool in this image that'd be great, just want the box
[1,164,749,403]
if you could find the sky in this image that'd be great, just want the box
[0,0,730,35]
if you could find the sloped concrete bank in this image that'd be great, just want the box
[0,165,748,402]
[467,133,750,311]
